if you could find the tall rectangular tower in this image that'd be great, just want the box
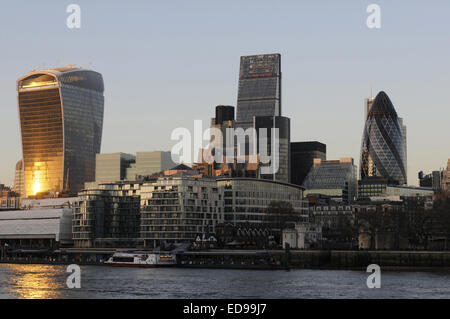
[236,54,281,124]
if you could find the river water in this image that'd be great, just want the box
[0,264,449,299]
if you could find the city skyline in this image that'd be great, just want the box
[0,1,449,186]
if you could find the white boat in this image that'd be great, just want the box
[104,251,177,267]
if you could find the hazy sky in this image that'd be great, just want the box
[0,0,449,186]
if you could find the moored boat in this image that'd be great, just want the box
[104,251,177,267]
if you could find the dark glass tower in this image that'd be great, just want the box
[290,141,326,187]
[254,116,290,183]
[360,91,407,185]
[17,67,104,197]
[236,54,281,124]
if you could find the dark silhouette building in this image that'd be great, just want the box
[290,141,326,186]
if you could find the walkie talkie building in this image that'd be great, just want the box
[360,91,407,185]
[17,67,104,197]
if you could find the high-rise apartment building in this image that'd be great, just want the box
[73,182,141,248]
[17,67,104,197]
[360,91,407,185]
[140,174,223,248]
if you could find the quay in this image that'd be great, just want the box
[2,248,450,270]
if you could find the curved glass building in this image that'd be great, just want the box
[17,67,104,197]
[360,91,407,185]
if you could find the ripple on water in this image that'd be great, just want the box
[0,265,449,299]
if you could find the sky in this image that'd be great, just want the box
[0,0,449,186]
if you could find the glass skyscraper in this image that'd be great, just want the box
[17,67,104,197]
[236,54,281,124]
[360,91,407,185]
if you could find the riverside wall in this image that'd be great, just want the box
[283,250,450,269]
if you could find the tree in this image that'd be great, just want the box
[264,201,301,244]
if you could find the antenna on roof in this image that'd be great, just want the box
[370,81,373,99]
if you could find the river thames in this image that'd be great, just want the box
[0,264,449,299]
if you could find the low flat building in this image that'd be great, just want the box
[217,178,309,227]
[0,209,73,251]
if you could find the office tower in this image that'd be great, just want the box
[96,151,177,182]
[418,170,442,192]
[290,142,327,187]
[215,105,235,125]
[236,54,281,124]
[13,160,24,197]
[360,91,407,185]
[95,153,136,183]
[254,116,290,183]
[17,67,104,197]
[398,117,407,181]
[212,105,235,153]
[443,159,450,196]
[364,97,375,121]
[303,158,357,203]
[125,151,177,180]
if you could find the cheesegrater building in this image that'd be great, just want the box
[236,54,281,124]
[360,91,407,185]
[17,67,104,197]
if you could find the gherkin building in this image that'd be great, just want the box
[360,91,407,185]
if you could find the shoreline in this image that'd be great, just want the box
[1,250,450,271]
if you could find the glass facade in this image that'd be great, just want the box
[254,116,290,183]
[95,153,136,182]
[360,91,407,185]
[302,158,357,203]
[290,141,327,187]
[17,68,104,197]
[73,183,141,248]
[236,54,281,123]
[217,178,308,227]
